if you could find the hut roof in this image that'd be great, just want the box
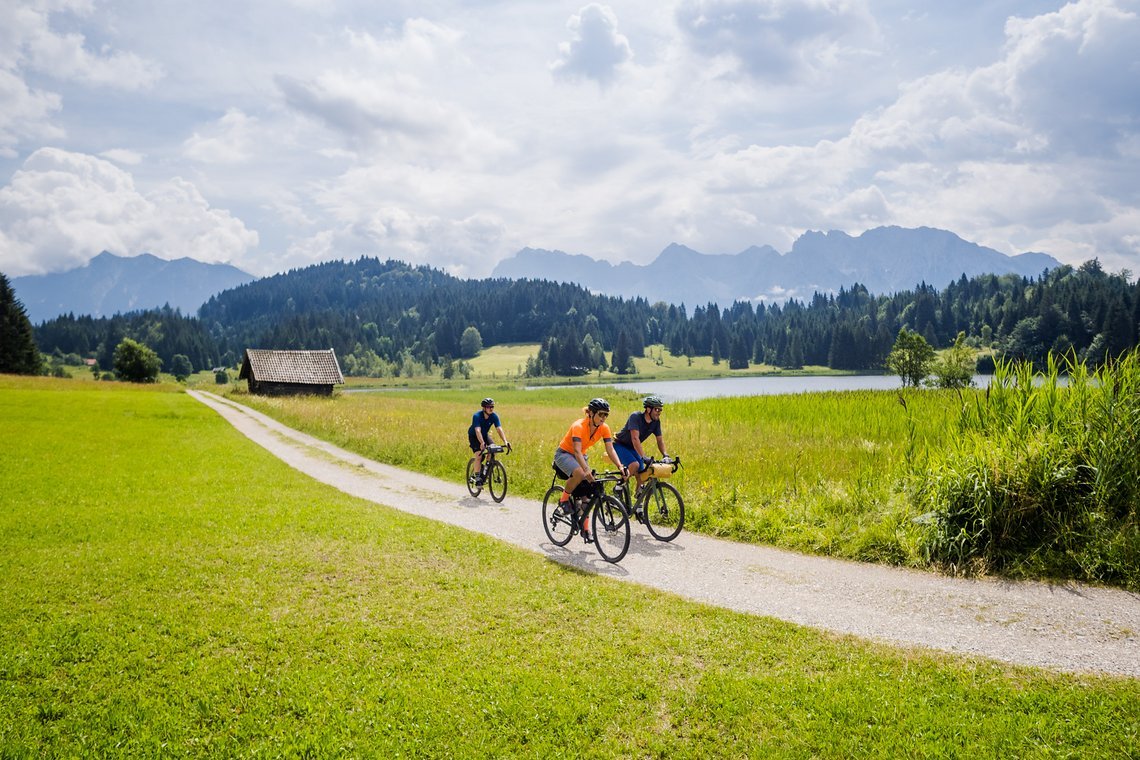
[239,348,345,385]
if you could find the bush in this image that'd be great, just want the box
[113,338,162,383]
[928,331,974,390]
[215,370,230,384]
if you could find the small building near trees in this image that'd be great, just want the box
[239,348,344,396]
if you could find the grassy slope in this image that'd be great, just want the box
[1,376,1138,756]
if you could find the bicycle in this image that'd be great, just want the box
[541,467,631,563]
[611,457,685,542]
[466,442,511,503]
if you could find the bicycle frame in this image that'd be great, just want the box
[543,468,630,563]
[607,457,685,542]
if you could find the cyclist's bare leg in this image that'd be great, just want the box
[562,466,586,499]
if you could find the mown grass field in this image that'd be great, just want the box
[336,343,848,389]
[234,385,958,567]
[2,375,1139,756]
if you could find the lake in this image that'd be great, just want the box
[534,374,997,403]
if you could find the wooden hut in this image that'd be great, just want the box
[239,348,345,396]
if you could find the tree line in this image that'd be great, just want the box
[18,256,1140,379]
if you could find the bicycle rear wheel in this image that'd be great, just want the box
[591,495,630,563]
[465,458,482,497]
[643,482,684,542]
[542,487,574,547]
[488,460,508,503]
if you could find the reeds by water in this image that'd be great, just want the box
[916,350,1140,587]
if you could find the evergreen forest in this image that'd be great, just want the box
[28,257,1140,377]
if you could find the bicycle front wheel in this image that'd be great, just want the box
[542,487,573,547]
[591,495,630,563]
[643,482,685,542]
[488,460,508,503]
[465,458,482,497]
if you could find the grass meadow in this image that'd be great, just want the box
[337,343,846,390]
[2,376,1139,756]
[234,385,958,567]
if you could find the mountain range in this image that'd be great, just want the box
[10,226,1062,324]
[492,226,1061,307]
[11,252,256,324]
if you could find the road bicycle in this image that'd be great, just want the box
[466,443,511,503]
[611,457,685,542]
[541,467,630,563]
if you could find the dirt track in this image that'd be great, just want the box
[189,390,1140,678]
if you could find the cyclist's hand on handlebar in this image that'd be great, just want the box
[661,455,673,464]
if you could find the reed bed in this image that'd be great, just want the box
[915,351,1140,588]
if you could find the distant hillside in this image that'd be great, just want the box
[492,226,1060,306]
[11,251,255,323]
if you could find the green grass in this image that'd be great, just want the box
[2,376,1139,756]
[232,385,957,567]
[344,343,857,389]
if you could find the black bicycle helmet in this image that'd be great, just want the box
[643,395,664,409]
[481,397,495,407]
[587,397,610,413]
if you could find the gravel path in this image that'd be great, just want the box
[190,390,1140,678]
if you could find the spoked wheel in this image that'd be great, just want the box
[591,495,630,563]
[465,458,482,497]
[643,482,685,542]
[488,460,508,503]
[542,487,574,547]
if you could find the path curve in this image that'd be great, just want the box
[189,391,1140,678]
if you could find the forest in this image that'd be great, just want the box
[31,256,1140,377]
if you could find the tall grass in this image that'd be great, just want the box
[235,386,959,568]
[916,351,1140,587]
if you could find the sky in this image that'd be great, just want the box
[0,0,1138,279]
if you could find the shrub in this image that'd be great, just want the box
[215,369,230,384]
[113,338,162,383]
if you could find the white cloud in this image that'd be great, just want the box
[183,108,260,164]
[0,68,63,157]
[0,148,257,276]
[0,1,161,156]
[275,21,510,164]
[1,0,162,88]
[675,0,878,83]
[280,207,507,278]
[99,148,144,165]
[0,0,1138,281]
[551,4,634,86]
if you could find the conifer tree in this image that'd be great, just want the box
[0,273,43,375]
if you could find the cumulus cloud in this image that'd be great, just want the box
[551,4,633,86]
[0,148,257,276]
[1002,0,1140,157]
[0,68,63,157]
[688,0,1140,268]
[279,207,507,278]
[675,0,877,82]
[183,108,261,164]
[0,1,161,155]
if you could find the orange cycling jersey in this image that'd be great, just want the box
[558,417,612,454]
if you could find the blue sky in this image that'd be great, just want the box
[1,0,1137,278]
